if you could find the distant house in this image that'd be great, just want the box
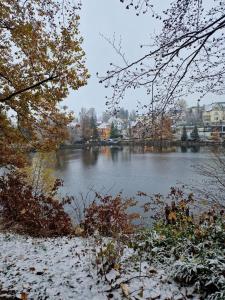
[130,120,145,139]
[202,102,225,138]
[97,122,111,140]
[202,102,225,125]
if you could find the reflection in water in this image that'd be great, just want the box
[129,145,177,154]
[56,149,70,170]
[110,147,119,162]
[54,146,213,200]
[55,148,86,170]
[181,146,188,153]
[55,145,204,170]
[121,147,132,162]
[100,146,111,158]
[131,146,145,154]
[190,145,200,153]
[144,146,177,153]
[100,146,125,162]
[82,148,99,167]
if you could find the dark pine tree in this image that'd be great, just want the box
[110,122,119,138]
[190,125,200,141]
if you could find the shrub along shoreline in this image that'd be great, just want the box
[0,171,224,300]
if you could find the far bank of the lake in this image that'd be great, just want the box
[60,139,225,150]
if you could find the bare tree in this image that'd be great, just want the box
[99,0,225,116]
[79,108,98,141]
[193,150,225,207]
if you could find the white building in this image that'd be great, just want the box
[202,102,225,124]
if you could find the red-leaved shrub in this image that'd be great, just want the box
[82,193,139,236]
[0,171,73,237]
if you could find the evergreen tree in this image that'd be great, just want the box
[190,125,200,141]
[90,116,99,140]
[110,122,119,138]
[181,126,188,141]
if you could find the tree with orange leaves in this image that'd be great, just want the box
[0,0,89,167]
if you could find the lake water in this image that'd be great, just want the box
[55,145,212,199]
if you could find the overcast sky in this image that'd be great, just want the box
[63,0,224,116]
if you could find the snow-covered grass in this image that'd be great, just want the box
[0,233,197,300]
[0,234,106,300]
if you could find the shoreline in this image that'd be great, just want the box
[60,140,224,150]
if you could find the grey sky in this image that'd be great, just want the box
[63,0,224,116]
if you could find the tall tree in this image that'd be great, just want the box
[191,125,200,141]
[110,122,119,138]
[79,108,98,141]
[149,115,173,140]
[79,108,91,141]
[211,128,220,142]
[0,0,89,167]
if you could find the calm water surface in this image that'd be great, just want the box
[55,145,212,198]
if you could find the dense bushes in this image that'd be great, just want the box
[131,225,225,299]
[1,170,224,299]
[169,220,225,299]
[0,171,140,237]
[82,193,139,236]
[0,171,73,237]
[80,187,225,299]
[129,190,225,300]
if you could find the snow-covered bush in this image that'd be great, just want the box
[172,249,225,299]
[130,204,225,299]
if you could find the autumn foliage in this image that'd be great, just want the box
[0,0,89,168]
[82,193,139,236]
[0,171,73,237]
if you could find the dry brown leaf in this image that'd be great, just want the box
[120,283,130,298]
[20,208,26,215]
[168,211,177,221]
[20,292,28,300]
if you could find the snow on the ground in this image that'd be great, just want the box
[0,233,200,300]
